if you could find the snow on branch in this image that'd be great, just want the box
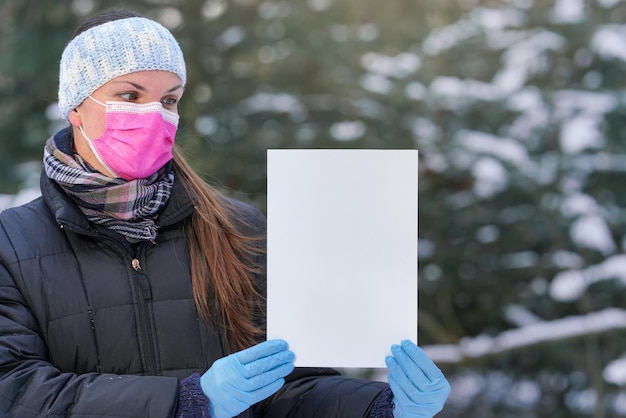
[424,308,626,364]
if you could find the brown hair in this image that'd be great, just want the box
[71,10,264,352]
[173,148,265,352]
[72,9,143,37]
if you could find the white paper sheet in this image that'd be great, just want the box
[266,149,418,368]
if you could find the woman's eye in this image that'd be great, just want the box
[119,92,138,101]
[162,97,178,106]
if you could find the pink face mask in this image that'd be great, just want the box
[78,96,179,180]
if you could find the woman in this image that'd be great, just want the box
[0,10,450,418]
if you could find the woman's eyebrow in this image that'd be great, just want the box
[111,81,147,91]
[166,85,184,93]
[110,81,183,93]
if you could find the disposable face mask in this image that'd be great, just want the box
[78,96,179,180]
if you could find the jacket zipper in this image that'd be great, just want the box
[58,222,161,376]
[131,256,159,376]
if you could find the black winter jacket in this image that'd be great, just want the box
[0,145,388,417]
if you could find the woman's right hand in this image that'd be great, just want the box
[200,339,295,418]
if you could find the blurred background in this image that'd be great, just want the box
[2,0,626,416]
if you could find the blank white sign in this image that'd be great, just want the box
[266,149,418,368]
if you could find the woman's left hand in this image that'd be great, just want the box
[385,340,450,418]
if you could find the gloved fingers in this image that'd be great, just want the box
[399,340,444,382]
[388,373,447,417]
[235,339,289,364]
[387,346,429,392]
[386,354,419,399]
[224,375,287,407]
[240,349,295,378]
[389,372,450,404]
[239,360,295,392]
[385,353,449,402]
[200,343,293,418]
[210,364,291,411]
[388,342,446,391]
[243,376,287,403]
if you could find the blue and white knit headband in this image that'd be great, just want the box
[58,17,187,120]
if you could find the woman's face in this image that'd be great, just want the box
[68,70,184,177]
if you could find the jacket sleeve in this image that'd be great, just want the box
[254,367,389,417]
[0,262,180,418]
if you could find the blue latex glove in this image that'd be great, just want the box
[385,340,450,418]
[200,339,295,418]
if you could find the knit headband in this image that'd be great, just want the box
[58,17,187,120]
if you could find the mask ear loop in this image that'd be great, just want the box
[73,94,106,141]
[87,95,107,107]
[76,102,120,179]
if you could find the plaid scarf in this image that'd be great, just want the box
[43,131,174,243]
